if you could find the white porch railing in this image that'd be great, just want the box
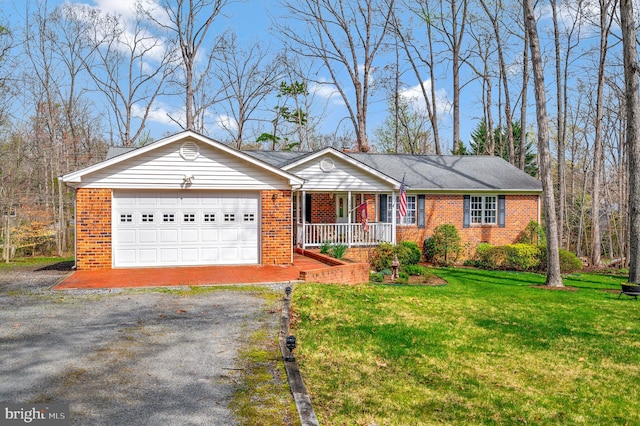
[296,222,393,248]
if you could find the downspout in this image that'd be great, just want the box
[73,189,77,270]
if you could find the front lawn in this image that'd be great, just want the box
[291,269,640,425]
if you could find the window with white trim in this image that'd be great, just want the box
[470,195,497,225]
[384,195,417,225]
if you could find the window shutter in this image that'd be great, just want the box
[380,194,388,223]
[498,195,506,228]
[305,194,312,223]
[417,195,425,228]
[463,195,470,228]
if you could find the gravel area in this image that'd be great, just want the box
[0,266,285,425]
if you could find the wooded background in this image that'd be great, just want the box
[0,0,635,270]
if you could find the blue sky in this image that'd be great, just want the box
[1,0,609,152]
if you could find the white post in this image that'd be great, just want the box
[347,191,352,247]
[391,191,397,244]
[301,190,306,249]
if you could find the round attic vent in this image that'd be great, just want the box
[320,157,335,172]
[180,141,200,161]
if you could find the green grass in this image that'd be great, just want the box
[291,268,640,425]
[0,256,74,269]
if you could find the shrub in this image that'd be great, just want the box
[502,243,541,271]
[428,224,462,266]
[399,271,409,280]
[370,242,420,272]
[472,243,497,269]
[370,242,396,271]
[404,264,425,276]
[517,221,546,246]
[559,249,582,274]
[319,240,332,255]
[329,243,348,259]
[538,247,582,274]
[398,241,422,265]
[423,237,436,263]
[370,272,384,283]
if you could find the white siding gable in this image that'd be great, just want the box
[289,154,394,192]
[75,139,292,190]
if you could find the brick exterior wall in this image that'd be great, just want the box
[261,189,293,265]
[76,188,112,269]
[310,193,334,223]
[398,194,539,258]
[309,193,376,224]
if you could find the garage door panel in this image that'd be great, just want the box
[160,229,178,243]
[117,229,137,244]
[201,229,218,242]
[221,228,238,241]
[180,229,199,243]
[139,249,158,263]
[113,191,259,267]
[181,248,199,262]
[221,247,239,261]
[160,248,179,262]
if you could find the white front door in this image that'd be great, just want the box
[335,194,349,223]
[112,191,259,267]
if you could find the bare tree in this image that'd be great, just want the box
[84,8,176,146]
[523,0,563,287]
[589,0,617,267]
[391,1,442,154]
[478,0,514,164]
[214,32,281,149]
[276,0,395,152]
[620,0,640,283]
[144,0,230,131]
[428,0,470,153]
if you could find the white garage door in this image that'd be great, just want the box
[113,191,259,267]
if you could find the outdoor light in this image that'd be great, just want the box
[285,335,297,362]
[183,174,194,184]
[285,286,292,298]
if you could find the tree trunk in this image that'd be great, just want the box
[551,0,565,247]
[620,0,640,283]
[523,0,564,287]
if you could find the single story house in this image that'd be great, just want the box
[62,130,542,269]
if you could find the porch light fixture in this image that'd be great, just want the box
[285,335,297,361]
[272,192,279,200]
[183,174,195,184]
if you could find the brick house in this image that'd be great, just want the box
[62,131,542,270]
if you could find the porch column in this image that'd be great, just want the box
[301,190,306,249]
[347,191,352,247]
[391,190,397,244]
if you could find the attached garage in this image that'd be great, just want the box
[62,131,303,270]
[113,191,259,267]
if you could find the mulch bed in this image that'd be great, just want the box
[383,274,448,286]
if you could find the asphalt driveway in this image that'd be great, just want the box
[0,267,286,425]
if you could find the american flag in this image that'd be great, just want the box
[398,177,407,220]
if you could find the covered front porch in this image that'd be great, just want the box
[282,148,403,250]
[294,191,397,249]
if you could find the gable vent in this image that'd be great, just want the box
[180,141,200,161]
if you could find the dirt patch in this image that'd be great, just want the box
[531,285,579,291]
[383,274,448,286]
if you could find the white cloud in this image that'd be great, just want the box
[132,102,180,127]
[309,80,344,105]
[214,114,238,133]
[400,80,451,116]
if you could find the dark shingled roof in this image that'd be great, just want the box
[245,150,542,192]
[104,145,542,192]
